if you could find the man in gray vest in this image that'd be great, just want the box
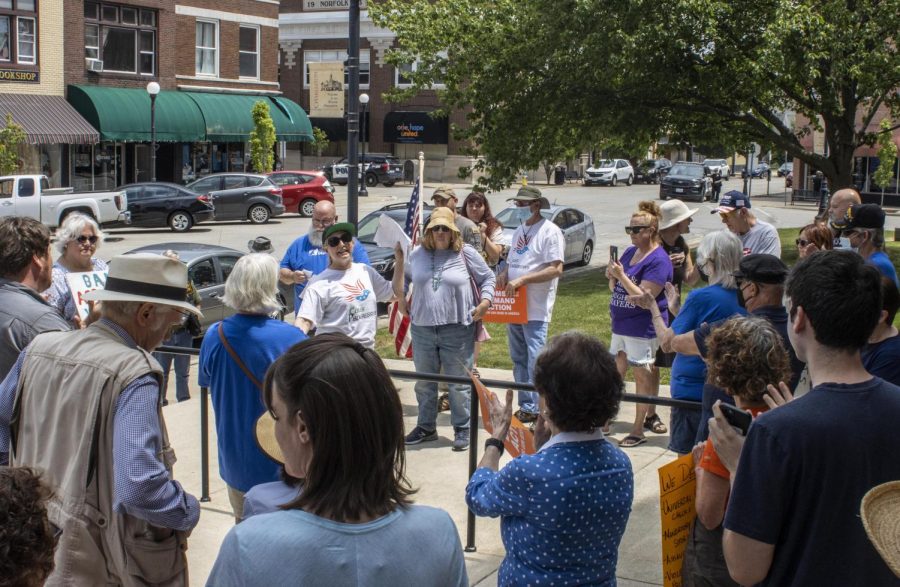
[0,217,70,379]
[432,186,483,250]
[0,253,201,586]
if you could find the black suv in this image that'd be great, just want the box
[323,153,404,187]
[659,162,712,201]
[635,159,673,184]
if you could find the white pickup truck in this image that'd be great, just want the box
[0,175,130,228]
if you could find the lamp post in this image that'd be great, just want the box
[146,81,160,182]
[359,93,369,198]
[346,0,362,224]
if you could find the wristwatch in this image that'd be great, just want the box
[484,437,505,455]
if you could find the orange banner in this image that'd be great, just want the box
[471,372,535,458]
[483,287,528,324]
[658,453,697,587]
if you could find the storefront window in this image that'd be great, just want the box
[93,143,120,190]
[16,144,62,186]
[71,144,93,190]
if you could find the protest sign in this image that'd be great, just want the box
[483,287,527,324]
[658,453,697,587]
[471,372,535,457]
[65,271,108,321]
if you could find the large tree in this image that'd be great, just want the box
[373,0,900,189]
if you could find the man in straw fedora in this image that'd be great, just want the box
[0,253,202,586]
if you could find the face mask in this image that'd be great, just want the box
[513,207,532,223]
[698,266,710,283]
[737,284,753,309]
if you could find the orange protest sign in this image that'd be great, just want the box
[470,372,535,458]
[483,287,528,324]
[658,453,697,587]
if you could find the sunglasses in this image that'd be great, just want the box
[430,225,452,233]
[625,226,649,234]
[514,200,532,207]
[326,233,353,247]
[75,235,99,245]
[795,238,809,247]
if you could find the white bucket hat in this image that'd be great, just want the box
[659,199,698,230]
[84,253,203,317]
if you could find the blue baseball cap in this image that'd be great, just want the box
[712,190,751,214]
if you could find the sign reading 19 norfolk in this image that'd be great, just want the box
[304,0,367,9]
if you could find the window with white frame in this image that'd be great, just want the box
[195,19,217,76]
[83,2,155,74]
[303,50,370,88]
[238,25,258,79]
[0,0,37,64]
[394,55,445,88]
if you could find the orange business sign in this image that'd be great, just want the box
[483,287,527,324]
[471,372,535,458]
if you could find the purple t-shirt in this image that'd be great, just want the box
[610,245,673,338]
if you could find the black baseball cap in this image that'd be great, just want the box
[831,203,886,231]
[733,254,788,284]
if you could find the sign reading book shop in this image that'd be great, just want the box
[0,69,39,83]
[304,0,367,10]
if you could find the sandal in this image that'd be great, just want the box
[644,413,668,434]
[438,392,450,412]
[619,435,647,448]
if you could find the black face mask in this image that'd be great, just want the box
[698,267,710,283]
[736,283,754,309]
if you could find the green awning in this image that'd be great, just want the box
[67,85,206,142]
[183,93,313,142]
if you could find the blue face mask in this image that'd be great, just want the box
[513,207,532,223]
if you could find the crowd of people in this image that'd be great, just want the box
[0,179,899,585]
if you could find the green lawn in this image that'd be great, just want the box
[376,227,900,369]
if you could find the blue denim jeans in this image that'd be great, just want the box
[411,323,475,431]
[507,320,549,413]
[153,328,193,402]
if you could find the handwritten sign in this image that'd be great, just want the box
[65,271,108,321]
[658,453,697,587]
[471,372,535,458]
[483,287,527,324]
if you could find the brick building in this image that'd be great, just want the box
[278,3,474,181]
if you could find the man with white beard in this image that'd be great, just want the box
[279,201,370,314]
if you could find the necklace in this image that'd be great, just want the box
[430,250,447,291]
[520,218,541,246]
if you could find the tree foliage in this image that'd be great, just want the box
[0,113,26,175]
[372,0,900,189]
[310,126,330,157]
[249,101,276,173]
[872,119,898,190]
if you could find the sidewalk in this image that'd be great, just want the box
[165,357,678,586]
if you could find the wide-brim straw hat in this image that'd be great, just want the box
[255,411,284,464]
[84,253,202,317]
[659,199,698,230]
[861,480,900,578]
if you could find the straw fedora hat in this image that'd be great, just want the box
[426,207,460,233]
[659,199,698,230]
[861,480,900,578]
[84,253,202,317]
[255,411,284,464]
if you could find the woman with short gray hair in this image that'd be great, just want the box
[199,253,307,522]
[43,213,107,326]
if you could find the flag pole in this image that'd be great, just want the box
[417,152,425,240]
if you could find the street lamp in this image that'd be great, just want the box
[146,81,160,182]
[359,93,369,198]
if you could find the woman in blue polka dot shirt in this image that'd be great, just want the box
[466,332,635,586]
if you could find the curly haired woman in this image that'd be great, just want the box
[0,467,58,587]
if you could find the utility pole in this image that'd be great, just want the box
[346,0,361,225]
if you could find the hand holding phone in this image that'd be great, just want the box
[719,403,752,436]
[609,245,618,264]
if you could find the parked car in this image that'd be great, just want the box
[323,153,403,187]
[356,202,436,280]
[741,162,771,179]
[495,205,595,266]
[584,159,635,186]
[659,162,712,202]
[778,162,793,177]
[118,182,215,232]
[267,170,335,217]
[0,174,130,228]
[635,159,673,184]
[702,158,731,178]
[185,173,285,224]
[124,242,295,337]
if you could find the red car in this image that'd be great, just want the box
[267,170,336,217]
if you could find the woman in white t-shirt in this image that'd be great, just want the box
[295,223,404,349]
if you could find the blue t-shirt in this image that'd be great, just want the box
[868,250,899,288]
[863,334,900,387]
[724,377,900,586]
[280,235,371,311]
[610,245,673,338]
[198,314,307,492]
[207,505,468,587]
[670,284,745,401]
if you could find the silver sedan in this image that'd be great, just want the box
[495,204,596,267]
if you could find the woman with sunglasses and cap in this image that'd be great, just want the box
[43,213,107,327]
[402,207,496,451]
[295,223,404,349]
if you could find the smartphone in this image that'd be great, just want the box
[719,403,752,436]
[609,245,618,263]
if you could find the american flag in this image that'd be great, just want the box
[388,182,420,357]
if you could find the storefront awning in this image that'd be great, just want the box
[383,111,448,144]
[183,93,313,143]
[0,94,99,144]
[67,85,206,142]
